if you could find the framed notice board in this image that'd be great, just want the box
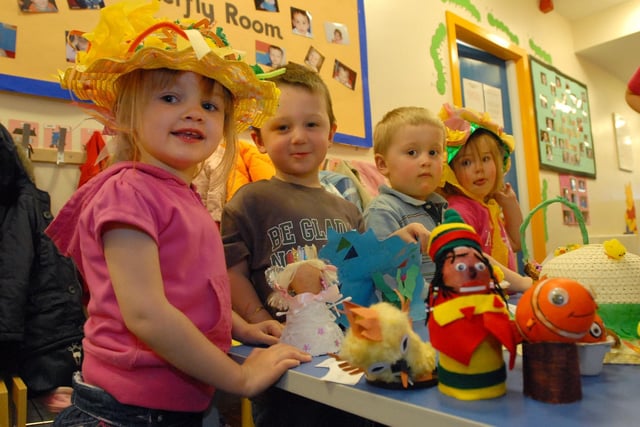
[0,0,372,147]
[530,57,596,178]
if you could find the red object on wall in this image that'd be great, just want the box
[540,0,554,13]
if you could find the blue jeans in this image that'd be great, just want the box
[53,372,202,427]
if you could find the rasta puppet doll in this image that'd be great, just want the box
[425,209,521,400]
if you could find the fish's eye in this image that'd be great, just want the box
[368,362,390,375]
[474,262,486,271]
[455,263,467,272]
[589,322,603,339]
[548,288,569,306]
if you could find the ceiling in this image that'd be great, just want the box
[551,0,639,83]
[552,0,629,20]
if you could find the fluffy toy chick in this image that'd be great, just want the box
[338,301,436,388]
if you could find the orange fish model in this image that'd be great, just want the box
[578,313,608,344]
[515,278,597,343]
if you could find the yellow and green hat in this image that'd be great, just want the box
[427,209,482,261]
[60,0,279,133]
[438,103,515,173]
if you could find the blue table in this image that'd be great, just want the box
[230,325,639,427]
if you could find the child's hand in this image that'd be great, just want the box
[236,319,284,346]
[240,343,312,397]
[390,223,430,253]
[493,183,519,208]
[491,182,524,250]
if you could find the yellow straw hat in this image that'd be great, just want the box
[60,0,279,133]
[438,103,515,173]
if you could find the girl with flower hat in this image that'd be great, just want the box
[438,104,531,292]
[46,1,310,425]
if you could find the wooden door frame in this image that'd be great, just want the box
[445,11,545,262]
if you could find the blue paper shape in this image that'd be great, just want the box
[319,229,425,324]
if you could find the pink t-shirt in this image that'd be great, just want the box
[47,163,231,412]
[446,194,516,270]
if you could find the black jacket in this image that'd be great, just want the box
[0,123,85,397]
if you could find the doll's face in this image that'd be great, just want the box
[441,246,492,294]
[289,263,324,295]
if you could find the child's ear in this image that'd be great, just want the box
[328,122,338,144]
[374,153,389,176]
[251,129,267,154]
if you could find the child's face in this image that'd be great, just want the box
[31,0,50,10]
[337,67,349,83]
[138,71,226,180]
[307,50,320,67]
[269,48,283,67]
[451,139,497,200]
[253,85,336,186]
[292,12,310,33]
[375,124,444,200]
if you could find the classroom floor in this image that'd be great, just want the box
[217,393,243,427]
[26,398,56,425]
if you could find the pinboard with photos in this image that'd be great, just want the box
[530,57,596,178]
[0,0,372,147]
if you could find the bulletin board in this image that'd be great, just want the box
[559,174,590,226]
[530,57,596,178]
[0,0,372,147]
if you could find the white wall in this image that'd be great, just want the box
[2,0,640,258]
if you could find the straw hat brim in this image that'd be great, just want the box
[61,47,279,133]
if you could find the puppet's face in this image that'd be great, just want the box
[442,246,492,294]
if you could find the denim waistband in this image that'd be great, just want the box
[71,372,202,427]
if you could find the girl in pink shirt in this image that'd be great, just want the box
[46,1,310,425]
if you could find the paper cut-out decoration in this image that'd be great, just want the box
[625,182,637,234]
[316,357,363,385]
[319,229,425,324]
[9,119,39,152]
[44,125,71,150]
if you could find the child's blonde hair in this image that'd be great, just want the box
[373,107,446,156]
[448,130,506,195]
[109,68,237,183]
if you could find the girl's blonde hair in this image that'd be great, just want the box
[373,107,446,156]
[108,68,237,184]
[450,131,506,195]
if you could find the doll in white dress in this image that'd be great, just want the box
[266,259,345,356]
